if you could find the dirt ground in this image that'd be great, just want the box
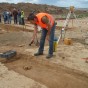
[0,18,88,88]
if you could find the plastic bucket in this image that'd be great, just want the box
[64,38,72,45]
[53,38,58,52]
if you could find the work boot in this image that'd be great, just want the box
[46,54,53,59]
[34,52,43,56]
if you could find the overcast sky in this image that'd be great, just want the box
[0,0,88,8]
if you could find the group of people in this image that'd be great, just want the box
[3,10,12,24]
[1,8,25,25]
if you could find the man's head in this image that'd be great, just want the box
[27,14,35,20]
[28,11,37,20]
[27,13,49,25]
[27,13,37,24]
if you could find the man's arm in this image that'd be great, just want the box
[33,24,38,40]
[41,16,52,34]
[41,16,52,41]
[29,24,38,45]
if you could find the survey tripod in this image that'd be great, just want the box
[57,6,77,43]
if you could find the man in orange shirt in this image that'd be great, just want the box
[27,12,56,58]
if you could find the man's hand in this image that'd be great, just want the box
[29,24,38,46]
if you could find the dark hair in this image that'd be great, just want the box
[27,12,36,21]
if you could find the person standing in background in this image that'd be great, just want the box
[6,10,10,24]
[18,9,21,25]
[0,14,1,23]
[13,8,18,24]
[9,11,12,24]
[3,10,7,24]
[21,10,25,25]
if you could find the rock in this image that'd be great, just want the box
[18,44,25,47]
[23,66,32,70]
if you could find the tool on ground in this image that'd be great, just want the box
[0,50,17,59]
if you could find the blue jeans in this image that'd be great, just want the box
[38,23,56,55]
[9,17,12,24]
[18,16,21,24]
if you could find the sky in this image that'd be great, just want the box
[0,0,88,8]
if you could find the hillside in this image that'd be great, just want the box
[0,3,88,18]
[0,3,68,16]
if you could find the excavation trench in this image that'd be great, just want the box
[2,53,88,88]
